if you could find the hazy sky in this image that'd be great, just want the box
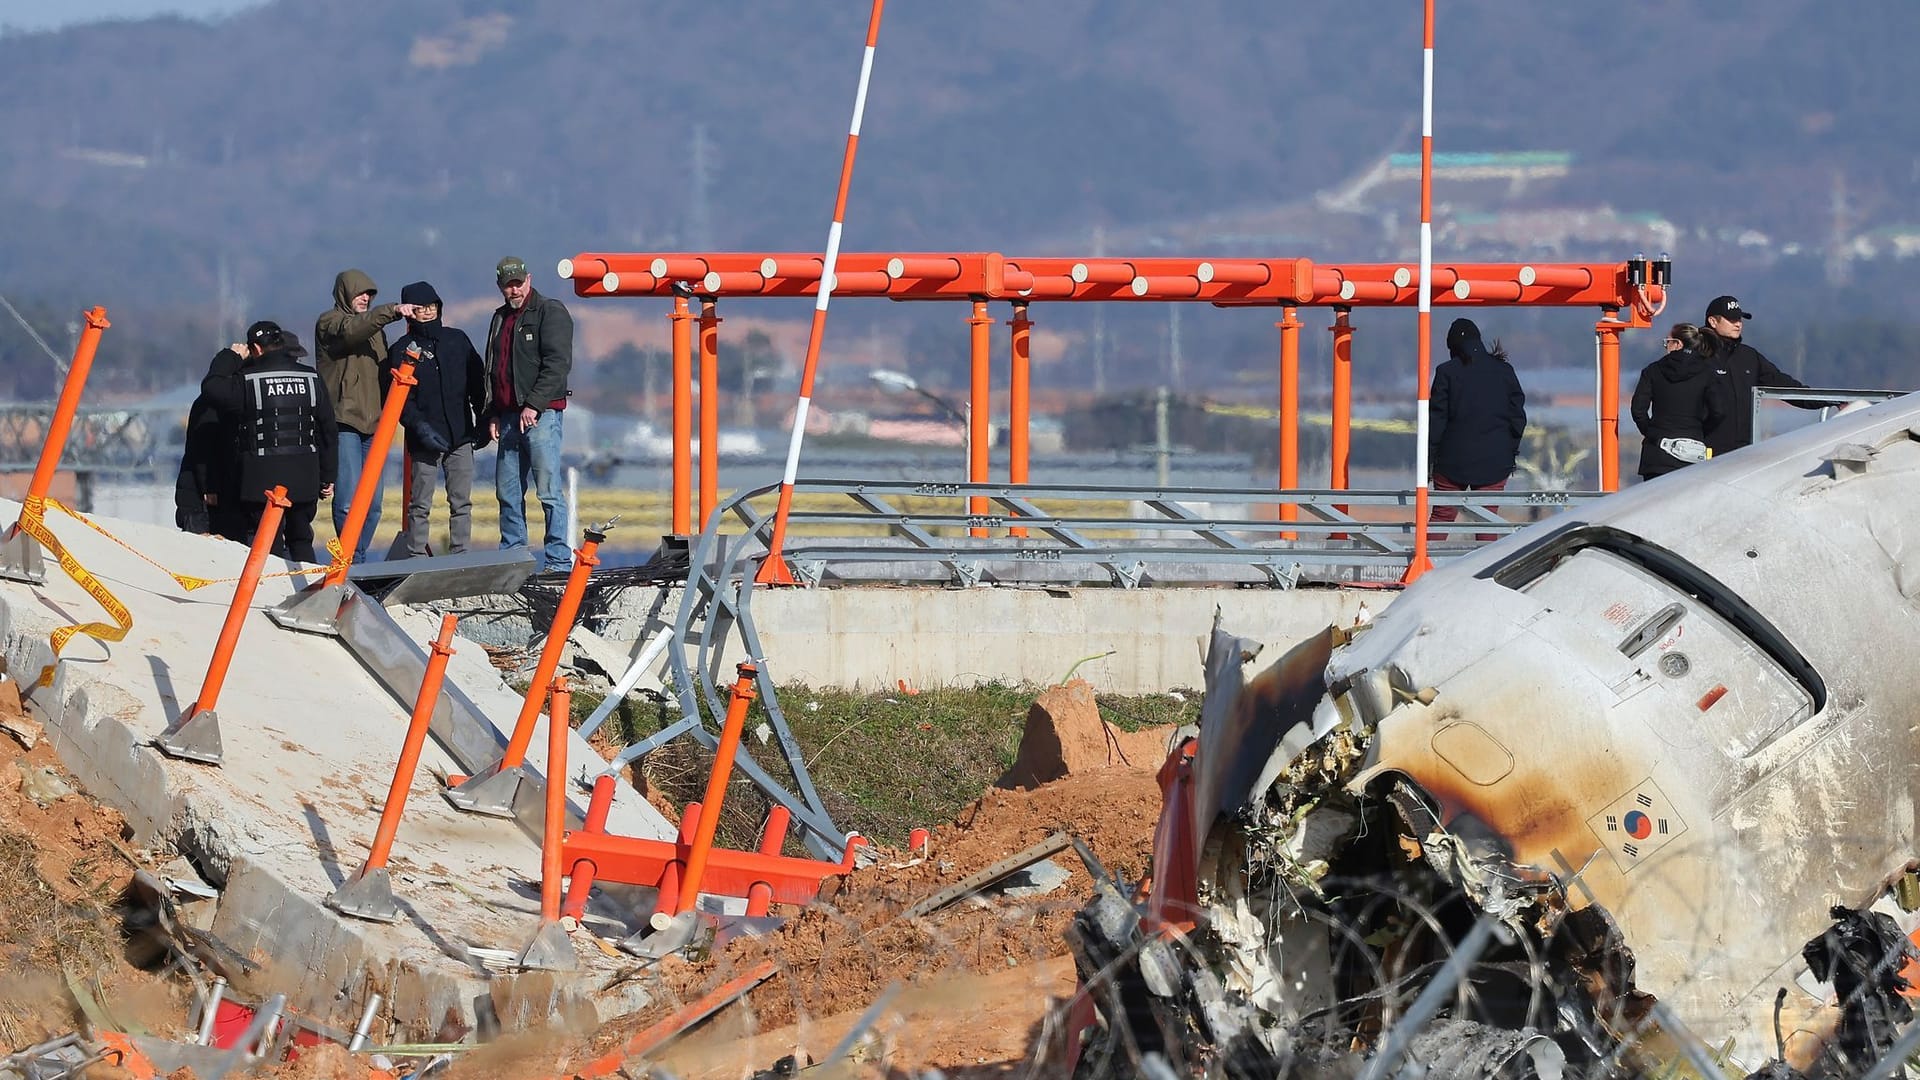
[0,0,261,32]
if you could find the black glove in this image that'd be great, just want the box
[469,426,493,452]
[408,423,453,456]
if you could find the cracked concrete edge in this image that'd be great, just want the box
[0,593,651,1038]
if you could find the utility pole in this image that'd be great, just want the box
[1825,169,1852,287]
[1168,304,1184,389]
[1091,223,1108,395]
[1154,385,1171,487]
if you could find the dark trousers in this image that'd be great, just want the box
[1429,473,1507,542]
[240,498,320,564]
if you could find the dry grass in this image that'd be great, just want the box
[314,486,1143,555]
[0,830,123,978]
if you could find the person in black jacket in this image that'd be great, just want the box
[1631,323,1727,480]
[484,256,575,572]
[388,281,489,557]
[174,343,246,539]
[200,321,338,563]
[1697,294,1826,455]
[1429,318,1527,542]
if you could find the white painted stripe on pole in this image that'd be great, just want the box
[782,398,811,485]
[1418,224,1433,313]
[849,46,876,136]
[1415,399,1430,478]
[1422,49,1433,136]
[815,220,846,311]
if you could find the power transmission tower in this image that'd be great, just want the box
[689,123,715,250]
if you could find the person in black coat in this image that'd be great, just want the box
[174,344,246,539]
[1631,323,1727,479]
[1429,318,1527,541]
[1696,294,1827,455]
[199,322,338,563]
[387,281,489,557]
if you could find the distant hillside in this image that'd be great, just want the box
[3,0,1920,391]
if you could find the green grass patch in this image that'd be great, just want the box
[546,678,1203,850]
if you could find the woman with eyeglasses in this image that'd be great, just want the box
[1630,322,1727,479]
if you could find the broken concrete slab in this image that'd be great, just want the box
[0,498,672,1039]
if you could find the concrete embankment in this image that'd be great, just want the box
[0,498,674,1039]
[571,581,1389,694]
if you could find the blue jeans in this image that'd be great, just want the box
[495,410,570,571]
[331,429,386,562]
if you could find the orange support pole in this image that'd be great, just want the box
[326,359,416,586]
[367,613,458,872]
[1597,312,1624,492]
[651,801,702,921]
[670,295,694,535]
[745,805,789,916]
[156,484,290,765]
[326,614,459,922]
[675,663,759,914]
[697,297,721,530]
[561,773,617,923]
[1277,307,1301,536]
[191,485,290,716]
[573,960,779,1075]
[968,298,991,538]
[1329,307,1353,491]
[517,674,578,969]
[497,530,602,772]
[1007,301,1032,538]
[540,676,571,923]
[15,305,109,529]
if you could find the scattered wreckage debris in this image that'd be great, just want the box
[1069,429,1920,1078]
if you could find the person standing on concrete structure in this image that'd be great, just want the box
[483,256,574,572]
[1697,295,1825,456]
[388,281,489,557]
[1427,317,1527,542]
[175,341,247,539]
[201,322,338,563]
[1631,323,1725,480]
[315,269,416,562]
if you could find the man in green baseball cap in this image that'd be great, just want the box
[483,255,575,571]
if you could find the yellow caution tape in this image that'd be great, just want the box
[17,498,352,686]
[46,498,347,592]
[16,497,135,688]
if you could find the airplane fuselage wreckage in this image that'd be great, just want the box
[1071,396,1920,1079]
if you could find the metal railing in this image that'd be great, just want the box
[718,478,1601,589]
[1752,385,1908,442]
[598,478,1607,857]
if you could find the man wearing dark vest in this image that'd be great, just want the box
[201,321,339,563]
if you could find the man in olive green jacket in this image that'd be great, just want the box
[314,269,416,561]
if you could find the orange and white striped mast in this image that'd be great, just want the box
[757,0,887,585]
[1403,0,1437,583]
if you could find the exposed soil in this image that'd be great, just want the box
[563,762,1165,1076]
[0,682,188,1055]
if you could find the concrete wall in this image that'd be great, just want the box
[606,585,1392,694]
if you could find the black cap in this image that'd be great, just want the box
[245,320,308,357]
[496,256,529,284]
[400,280,442,306]
[1705,295,1752,323]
